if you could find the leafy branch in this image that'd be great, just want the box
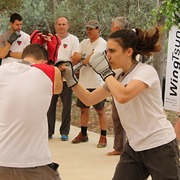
[156,0,180,30]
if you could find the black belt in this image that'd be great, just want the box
[48,162,59,171]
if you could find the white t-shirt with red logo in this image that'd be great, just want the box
[0,30,30,65]
[56,33,79,62]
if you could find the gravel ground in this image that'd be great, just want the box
[56,94,179,136]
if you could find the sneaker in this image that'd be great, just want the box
[107,150,121,156]
[97,135,107,148]
[61,134,69,141]
[72,132,88,143]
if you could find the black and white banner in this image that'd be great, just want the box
[164,26,180,112]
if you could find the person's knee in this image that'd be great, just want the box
[95,108,105,116]
[80,108,89,114]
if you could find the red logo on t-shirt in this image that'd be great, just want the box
[17,41,22,45]
[63,44,67,48]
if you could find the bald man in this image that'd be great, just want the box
[47,17,80,141]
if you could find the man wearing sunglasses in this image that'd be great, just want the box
[71,20,107,148]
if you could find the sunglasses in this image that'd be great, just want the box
[86,27,99,30]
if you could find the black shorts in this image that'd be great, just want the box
[76,89,105,110]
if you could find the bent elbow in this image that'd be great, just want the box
[59,86,63,94]
[81,99,94,107]
[53,84,62,94]
[86,102,93,106]
[0,54,4,59]
[0,51,8,59]
[116,96,129,104]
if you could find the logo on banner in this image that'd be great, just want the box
[164,26,180,112]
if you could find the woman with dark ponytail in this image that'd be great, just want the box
[60,27,180,180]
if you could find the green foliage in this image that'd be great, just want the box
[0,0,23,33]
[0,0,157,38]
[0,0,23,12]
[0,0,56,34]
[156,0,180,30]
[19,0,56,34]
[55,0,156,40]
[4,0,180,36]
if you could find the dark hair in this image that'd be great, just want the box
[22,44,48,60]
[108,27,161,59]
[10,13,23,23]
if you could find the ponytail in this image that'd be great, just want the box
[134,26,161,56]
[108,27,161,59]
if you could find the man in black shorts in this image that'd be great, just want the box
[71,20,107,148]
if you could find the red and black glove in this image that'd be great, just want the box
[47,34,61,63]
[30,30,45,45]
[8,31,21,45]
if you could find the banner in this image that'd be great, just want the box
[164,26,180,112]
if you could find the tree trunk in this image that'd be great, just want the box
[153,0,166,89]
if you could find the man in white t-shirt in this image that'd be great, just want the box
[47,17,80,141]
[0,44,62,180]
[0,13,30,65]
[71,20,107,148]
